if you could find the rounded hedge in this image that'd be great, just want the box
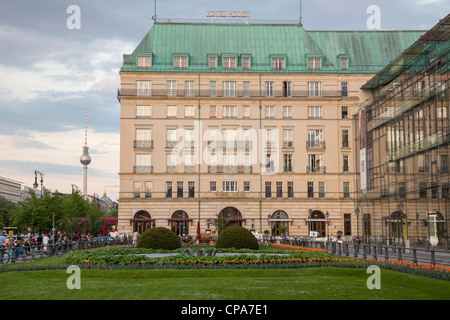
[215,226,259,250]
[136,227,181,250]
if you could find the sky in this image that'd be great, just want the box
[0,0,448,203]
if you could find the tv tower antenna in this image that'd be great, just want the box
[80,108,91,196]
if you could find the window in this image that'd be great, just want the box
[209,57,217,70]
[308,57,321,70]
[223,57,236,70]
[167,80,177,96]
[184,129,194,149]
[308,154,324,173]
[174,56,187,69]
[210,105,217,118]
[342,130,349,148]
[283,129,293,148]
[307,82,322,97]
[287,181,294,198]
[308,106,322,119]
[340,58,348,71]
[138,56,151,68]
[177,181,183,198]
[343,182,350,199]
[283,81,292,97]
[308,129,324,148]
[185,81,195,97]
[265,181,272,198]
[166,181,172,198]
[265,106,274,119]
[209,81,217,97]
[243,105,250,119]
[276,181,283,198]
[166,154,177,172]
[342,106,348,119]
[133,181,140,198]
[283,106,292,119]
[135,154,152,173]
[319,181,325,198]
[210,181,216,192]
[272,57,285,70]
[265,153,275,173]
[265,81,274,97]
[136,105,151,118]
[223,81,236,97]
[343,155,349,172]
[223,181,237,192]
[188,181,195,198]
[223,106,237,118]
[244,181,250,192]
[341,82,348,97]
[145,181,152,198]
[307,182,314,198]
[283,154,293,172]
[167,106,177,118]
[242,57,250,70]
[344,214,351,235]
[185,105,195,118]
[419,182,427,198]
[137,80,151,96]
[135,129,152,147]
[166,129,177,147]
[243,81,250,97]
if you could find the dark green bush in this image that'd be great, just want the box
[136,227,181,250]
[215,226,259,250]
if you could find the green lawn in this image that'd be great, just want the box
[0,267,449,300]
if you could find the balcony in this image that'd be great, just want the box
[134,140,154,149]
[306,140,326,149]
[117,88,343,100]
[133,165,153,173]
[208,165,253,173]
[307,166,326,173]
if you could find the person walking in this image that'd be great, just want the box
[133,231,140,245]
[43,234,49,252]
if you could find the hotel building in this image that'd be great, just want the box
[117,19,424,238]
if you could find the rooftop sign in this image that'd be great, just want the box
[206,11,250,18]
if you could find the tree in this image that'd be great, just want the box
[206,214,231,235]
[0,195,18,229]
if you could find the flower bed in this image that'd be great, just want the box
[1,245,448,281]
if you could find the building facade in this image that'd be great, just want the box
[118,20,424,238]
[0,176,22,203]
[354,15,450,246]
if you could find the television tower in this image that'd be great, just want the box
[80,108,91,196]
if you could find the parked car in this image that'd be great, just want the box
[90,236,117,246]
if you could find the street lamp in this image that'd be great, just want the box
[398,201,405,247]
[325,211,329,242]
[308,209,312,239]
[355,206,360,243]
[33,170,44,198]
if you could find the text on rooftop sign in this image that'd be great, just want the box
[206,11,250,18]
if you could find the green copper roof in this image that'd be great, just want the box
[121,22,425,74]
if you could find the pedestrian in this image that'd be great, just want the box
[0,233,4,247]
[43,234,49,252]
[133,231,140,245]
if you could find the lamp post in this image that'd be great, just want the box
[398,201,405,247]
[308,209,312,240]
[33,170,43,198]
[355,207,360,244]
[325,211,329,242]
[416,212,419,247]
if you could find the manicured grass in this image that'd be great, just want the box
[0,267,449,300]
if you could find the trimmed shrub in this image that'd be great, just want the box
[136,227,181,250]
[215,226,259,250]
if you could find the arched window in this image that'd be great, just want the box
[219,207,243,226]
[132,210,152,234]
[170,210,191,237]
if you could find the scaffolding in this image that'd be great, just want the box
[354,14,450,247]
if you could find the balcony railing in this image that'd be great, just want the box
[117,89,344,99]
[133,165,153,173]
[306,140,326,148]
[307,166,326,173]
[208,165,253,173]
[134,140,154,149]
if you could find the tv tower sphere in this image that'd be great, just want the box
[80,146,91,165]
